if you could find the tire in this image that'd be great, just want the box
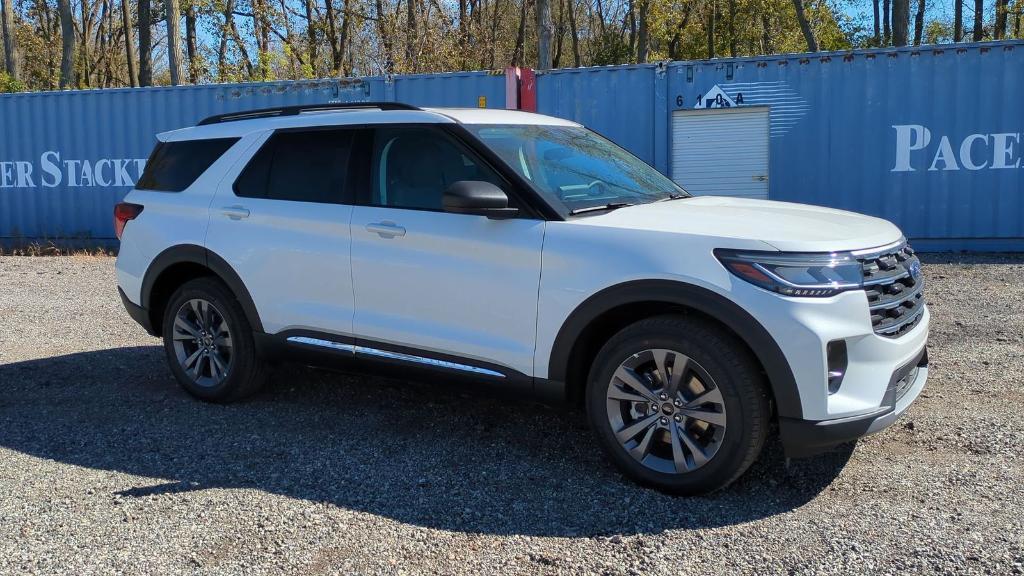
[585,314,770,495]
[161,277,267,402]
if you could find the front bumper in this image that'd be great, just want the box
[778,345,928,457]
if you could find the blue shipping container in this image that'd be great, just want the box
[536,41,1024,251]
[0,72,506,242]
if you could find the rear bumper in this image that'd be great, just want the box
[778,345,928,457]
[119,287,156,336]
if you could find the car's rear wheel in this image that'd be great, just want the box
[162,277,266,402]
[586,314,770,495]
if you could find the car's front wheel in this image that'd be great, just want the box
[586,315,770,495]
[162,277,266,402]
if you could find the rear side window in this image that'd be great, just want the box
[234,130,355,204]
[137,138,238,192]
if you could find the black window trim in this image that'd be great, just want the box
[231,126,361,206]
[226,121,568,221]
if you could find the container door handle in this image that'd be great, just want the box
[752,175,768,182]
[221,205,250,220]
[365,221,406,238]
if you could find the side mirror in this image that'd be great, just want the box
[443,181,520,219]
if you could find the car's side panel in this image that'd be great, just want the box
[137,244,265,334]
[115,136,257,306]
[204,131,359,337]
[350,207,545,377]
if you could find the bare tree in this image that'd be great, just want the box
[405,0,417,69]
[727,0,736,56]
[537,0,553,68]
[872,0,880,43]
[792,0,817,51]
[185,1,199,82]
[972,0,983,40]
[635,0,650,62]
[706,0,715,58]
[138,0,152,85]
[512,0,530,65]
[1,0,18,79]
[995,0,1009,38]
[567,0,580,66]
[121,0,138,85]
[883,0,891,43]
[913,0,925,44]
[892,0,909,45]
[759,9,771,53]
[954,0,963,40]
[166,0,184,84]
[1011,1,1019,38]
[58,0,75,87]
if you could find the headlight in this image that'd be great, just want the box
[714,249,863,297]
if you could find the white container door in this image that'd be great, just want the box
[671,107,770,199]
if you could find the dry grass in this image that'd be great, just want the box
[0,240,116,257]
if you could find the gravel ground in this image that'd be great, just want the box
[0,254,1022,575]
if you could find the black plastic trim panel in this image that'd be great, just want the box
[547,279,804,418]
[778,345,928,457]
[118,287,154,335]
[140,245,265,333]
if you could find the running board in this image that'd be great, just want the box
[285,336,505,378]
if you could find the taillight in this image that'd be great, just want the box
[114,202,144,240]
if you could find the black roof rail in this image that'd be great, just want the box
[196,102,422,126]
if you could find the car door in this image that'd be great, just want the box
[349,125,545,380]
[205,128,359,337]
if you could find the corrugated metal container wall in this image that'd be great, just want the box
[534,65,662,171]
[0,72,505,241]
[536,42,1024,251]
[392,71,508,107]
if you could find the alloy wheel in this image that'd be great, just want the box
[171,298,233,387]
[605,348,727,474]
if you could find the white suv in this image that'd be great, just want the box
[115,103,929,494]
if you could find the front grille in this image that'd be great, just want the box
[859,241,925,338]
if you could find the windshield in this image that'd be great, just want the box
[464,124,687,214]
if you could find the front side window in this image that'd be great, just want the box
[234,129,354,204]
[137,137,239,192]
[369,126,506,211]
[464,124,687,214]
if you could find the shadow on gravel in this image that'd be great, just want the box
[0,347,853,537]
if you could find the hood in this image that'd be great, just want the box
[575,196,904,253]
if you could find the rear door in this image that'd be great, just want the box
[205,128,360,337]
[348,125,545,379]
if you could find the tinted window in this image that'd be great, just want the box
[137,138,239,192]
[234,130,354,204]
[371,126,505,211]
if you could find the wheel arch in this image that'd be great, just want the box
[547,279,803,419]
[141,245,264,336]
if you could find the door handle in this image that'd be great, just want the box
[221,205,250,220]
[752,175,768,182]
[366,221,406,238]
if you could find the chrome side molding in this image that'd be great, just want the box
[285,336,505,378]
[286,336,355,353]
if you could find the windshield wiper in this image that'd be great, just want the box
[656,193,690,202]
[569,202,635,215]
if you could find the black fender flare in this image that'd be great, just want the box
[547,279,803,419]
[141,244,264,333]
